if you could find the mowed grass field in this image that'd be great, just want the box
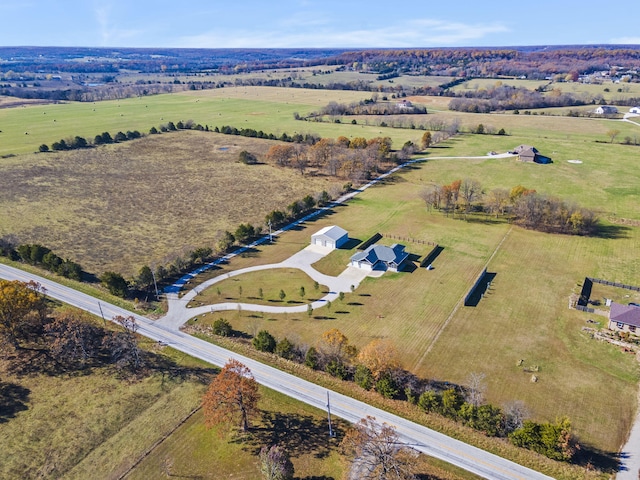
[0,86,424,156]
[191,127,640,453]
[0,130,343,277]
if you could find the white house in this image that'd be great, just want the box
[350,244,409,272]
[629,106,640,114]
[594,105,618,115]
[311,226,348,250]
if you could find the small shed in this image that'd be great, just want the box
[311,226,348,250]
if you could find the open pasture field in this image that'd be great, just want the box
[0,130,342,277]
[0,86,422,156]
[192,131,640,453]
[0,344,209,480]
[559,81,640,103]
[450,78,550,93]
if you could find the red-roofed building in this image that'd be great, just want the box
[608,302,640,335]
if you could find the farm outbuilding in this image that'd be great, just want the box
[311,225,348,250]
[608,302,640,334]
[350,244,409,272]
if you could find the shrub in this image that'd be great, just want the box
[212,318,232,336]
[253,330,276,353]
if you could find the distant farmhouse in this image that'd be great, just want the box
[311,226,348,250]
[630,106,640,115]
[594,105,618,115]
[608,302,640,335]
[350,244,409,272]
[396,99,414,110]
[511,145,552,164]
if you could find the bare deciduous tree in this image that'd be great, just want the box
[341,416,417,480]
[465,372,487,408]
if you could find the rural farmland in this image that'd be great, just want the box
[2,44,640,480]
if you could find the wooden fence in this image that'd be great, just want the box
[382,233,437,247]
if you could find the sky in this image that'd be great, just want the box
[1,0,639,49]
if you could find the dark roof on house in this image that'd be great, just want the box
[351,243,409,267]
[610,302,640,328]
[513,144,538,154]
[312,225,348,241]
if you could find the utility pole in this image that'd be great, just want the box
[151,268,160,300]
[327,391,336,437]
[98,301,106,326]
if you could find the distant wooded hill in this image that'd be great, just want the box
[2,45,640,77]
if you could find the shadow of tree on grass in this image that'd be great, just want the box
[0,380,30,423]
[234,411,344,461]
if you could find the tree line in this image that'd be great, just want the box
[448,84,587,113]
[421,180,599,235]
[206,322,578,462]
[0,241,83,281]
[39,130,142,153]
[306,96,427,118]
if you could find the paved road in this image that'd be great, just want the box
[0,263,552,480]
[616,384,640,479]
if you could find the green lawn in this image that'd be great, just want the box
[0,87,423,156]
[187,268,329,308]
[188,130,640,455]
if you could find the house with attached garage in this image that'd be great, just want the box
[350,244,409,272]
[608,302,640,335]
[311,225,349,250]
[594,105,618,115]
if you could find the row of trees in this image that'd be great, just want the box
[308,98,427,118]
[214,124,320,145]
[0,279,143,373]
[448,84,586,113]
[420,180,598,235]
[0,241,82,281]
[39,130,142,153]
[208,323,578,463]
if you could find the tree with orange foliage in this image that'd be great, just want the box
[321,328,357,363]
[357,339,401,380]
[202,359,260,431]
[0,279,48,348]
[265,144,295,167]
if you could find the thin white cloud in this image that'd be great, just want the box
[94,3,144,46]
[178,18,510,48]
[610,36,640,45]
[94,5,112,45]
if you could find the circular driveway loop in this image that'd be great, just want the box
[157,244,377,329]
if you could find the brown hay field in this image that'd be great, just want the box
[0,130,342,277]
